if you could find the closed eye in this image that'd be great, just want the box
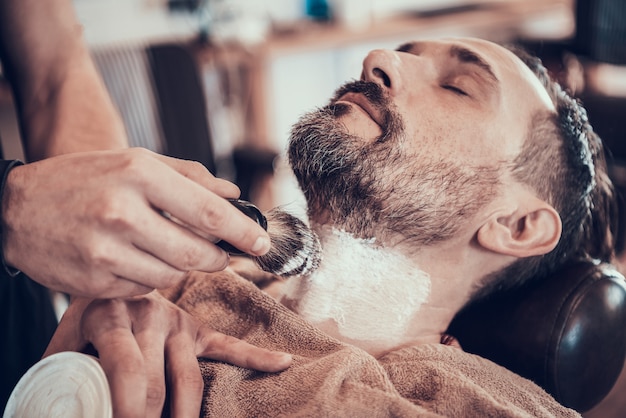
[442,85,468,96]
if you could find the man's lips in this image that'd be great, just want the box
[335,92,384,129]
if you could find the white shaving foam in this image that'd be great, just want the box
[279,226,431,351]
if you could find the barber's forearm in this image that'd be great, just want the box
[23,68,129,160]
[0,0,84,98]
[0,0,128,160]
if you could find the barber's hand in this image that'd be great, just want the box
[45,291,292,418]
[0,148,271,298]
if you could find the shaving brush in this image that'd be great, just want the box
[218,199,322,277]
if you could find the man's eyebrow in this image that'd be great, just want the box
[449,45,499,84]
[395,41,499,91]
[396,42,420,54]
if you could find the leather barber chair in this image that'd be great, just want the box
[448,259,626,412]
[470,1,626,411]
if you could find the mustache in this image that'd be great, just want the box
[330,80,402,143]
[332,80,388,107]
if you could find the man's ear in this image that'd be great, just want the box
[477,196,562,258]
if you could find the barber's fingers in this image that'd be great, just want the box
[152,154,241,198]
[97,213,232,295]
[99,243,194,298]
[93,275,154,299]
[67,241,176,298]
[140,159,271,258]
[127,209,230,276]
[96,330,148,418]
[134,328,167,418]
[196,328,293,373]
[83,301,147,418]
[165,330,204,418]
[68,224,228,298]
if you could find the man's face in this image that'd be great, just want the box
[288,38,555,247]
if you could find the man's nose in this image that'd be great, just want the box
[361,49,403,95]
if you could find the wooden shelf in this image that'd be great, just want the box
[257,0,574,57]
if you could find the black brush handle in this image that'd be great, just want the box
[216,199,268,255]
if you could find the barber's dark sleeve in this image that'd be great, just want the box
[0,159,58,412]
[0,159,23,276]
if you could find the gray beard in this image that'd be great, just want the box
[288,83,502,248]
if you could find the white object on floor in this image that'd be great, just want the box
[3,352,112,418]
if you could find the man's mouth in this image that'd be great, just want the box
[335,92,384,129]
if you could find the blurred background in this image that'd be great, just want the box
[0,1,624,415]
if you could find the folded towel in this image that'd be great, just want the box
[163,267,580,417]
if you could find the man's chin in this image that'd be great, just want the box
[334,105,383,141]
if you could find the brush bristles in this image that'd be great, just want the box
[253,209,322,277]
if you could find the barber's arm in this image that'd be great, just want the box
[0,0,271,296]
[0,0,291,415]
[0,0,126,158]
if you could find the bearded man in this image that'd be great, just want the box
[28,37,614,417]
[280,38,613,358]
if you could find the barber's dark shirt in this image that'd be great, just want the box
[0,273,57,411]
[0,143,58,412]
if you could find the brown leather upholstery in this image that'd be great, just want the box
[447,260,626,412]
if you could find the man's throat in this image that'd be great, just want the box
[278,225,431,357]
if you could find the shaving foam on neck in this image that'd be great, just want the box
[279,226,431,350]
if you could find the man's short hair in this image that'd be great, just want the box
[473,47,618,301]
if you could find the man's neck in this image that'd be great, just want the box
[278,224,462,357]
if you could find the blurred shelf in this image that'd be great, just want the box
[258,0,574,57]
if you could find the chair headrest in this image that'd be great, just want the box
[447,260,626,412]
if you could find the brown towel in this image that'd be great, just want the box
[164,268,580,418]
